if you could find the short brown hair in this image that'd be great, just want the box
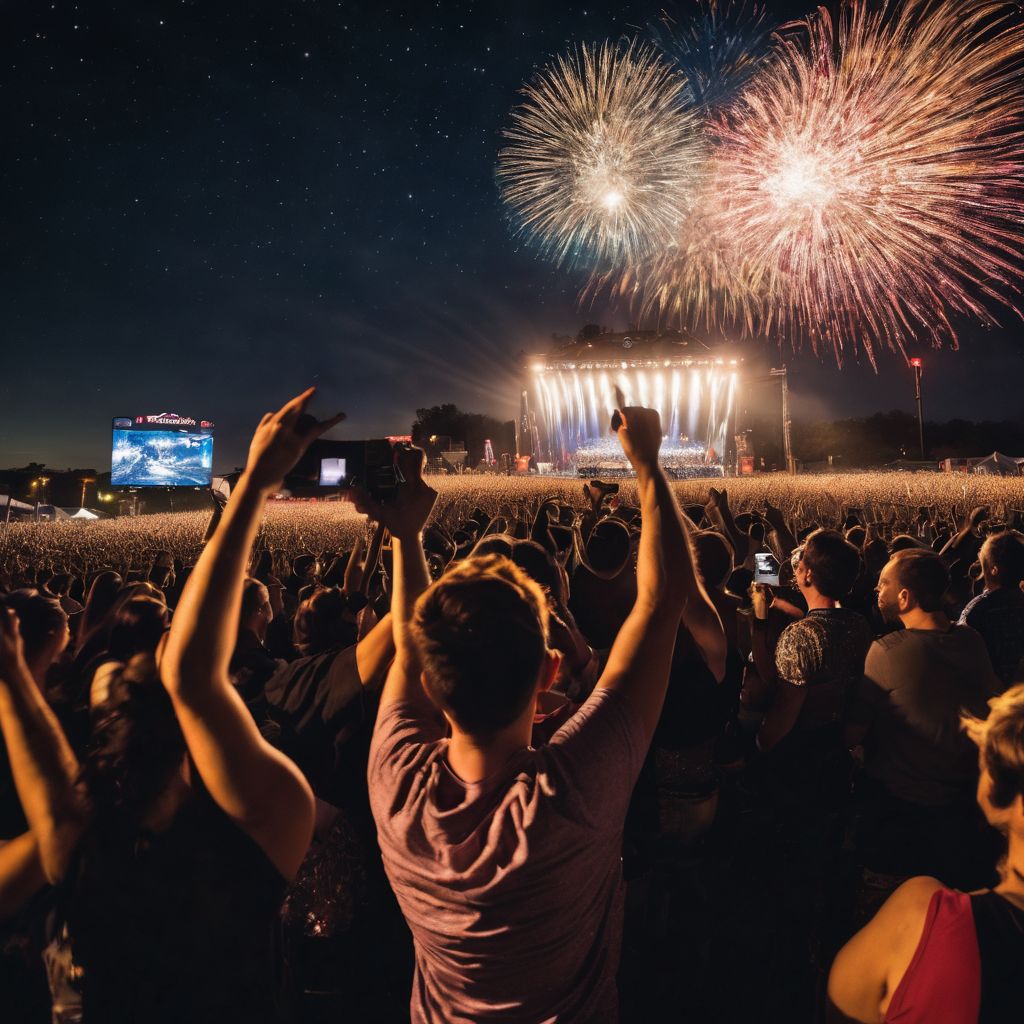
[982,530,1024,586]
[890,549,949,612]
[411,555,549,737]
[802,529,861,600]
[293,587,351,656]
[963,684,1024,810]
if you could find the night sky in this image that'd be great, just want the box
[3,1,1022,473]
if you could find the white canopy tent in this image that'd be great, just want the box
[972,452,1022,477]
[64,507,102,520]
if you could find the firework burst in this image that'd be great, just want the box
[582,168,762,336]
[584,2,777,336]
[706,0,1024,364]
[496,41,704,270]
[649,0,776,111]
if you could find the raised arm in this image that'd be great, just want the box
[354,612,395,689]
[763,500,799,561]
[351,448,438,713]
[596,400,724,739]
[160,389,342,879]
[705,486,750,565]
[0,832,46,920]
[0,608,84,883]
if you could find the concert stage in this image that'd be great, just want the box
[521,329,741,477]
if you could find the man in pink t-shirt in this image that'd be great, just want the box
[357,403,726,1023]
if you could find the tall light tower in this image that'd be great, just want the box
[910,357,925,459]
[769,366,794,473]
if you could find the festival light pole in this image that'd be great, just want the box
[910,358,925,460]
[769,367,794,474]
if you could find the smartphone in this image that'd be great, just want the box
[754,552,781,587]
[316,440,397,499]
[319,457,349,487]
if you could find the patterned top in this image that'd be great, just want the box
[775,608,873,730]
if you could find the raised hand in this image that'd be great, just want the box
[763,499,786,529]
[611,386,662,472]
[967,505,990,532]
[350,445,438,541]
[245,387,345,494]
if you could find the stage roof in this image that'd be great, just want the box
[531,329,741,372]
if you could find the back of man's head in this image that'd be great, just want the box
[891,549,949,612]
[293,587,352,656]
[802,529,861,600]
[845,525,866,549]
[412,555,549,738]
[292,554,318,579]
[586,519,631,576]
[694,531,734,591]
[981,530,1024,587]
[512,540,564,604]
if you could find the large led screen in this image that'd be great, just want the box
[111,416,214,487]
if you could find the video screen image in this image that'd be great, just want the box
[111,429,214,487]
[319,457,346,486]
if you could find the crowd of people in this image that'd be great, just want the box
[572,436,722,479]
[2,389,1023,1023]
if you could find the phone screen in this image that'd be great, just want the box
[754,552,780,587]
[319,457,346,487]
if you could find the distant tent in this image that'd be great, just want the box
[972,452,1021,476]
[64,507,103,520]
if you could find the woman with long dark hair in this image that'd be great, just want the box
[75,572,122,653]
[0,389,340,1021]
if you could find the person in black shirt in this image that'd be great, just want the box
[230,577,280,718]
[959,530,1024,689]
[850,549,1000,889]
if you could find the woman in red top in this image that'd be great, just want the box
[828,684,1024,1023]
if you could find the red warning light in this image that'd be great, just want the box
[909,358,923,368]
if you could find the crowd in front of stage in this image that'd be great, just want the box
[2,389,1023,1023]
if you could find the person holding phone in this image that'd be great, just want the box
[756,530,873,762]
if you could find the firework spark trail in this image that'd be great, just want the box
[649,0,776,111]
[706,0,1024,365]
[496,41,705,269]
[583,166,762,335]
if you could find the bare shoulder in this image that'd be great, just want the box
[887,876,945,911]
[876,876,945,945]
[828,877,944,1023]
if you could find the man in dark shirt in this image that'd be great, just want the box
[958,530,1024,688]
[851,549,1000,886]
